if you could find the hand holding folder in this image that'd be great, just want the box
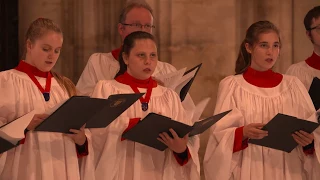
[122,110,231,151]
[248,113,319,153]
[34,93,143,133]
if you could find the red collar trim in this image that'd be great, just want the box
[306,52,320,70]
[243,66,283,88]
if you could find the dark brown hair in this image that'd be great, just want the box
[115,31,156,78]
[304,6,320,31]
[235,20,281,74]
[24,18,76,97]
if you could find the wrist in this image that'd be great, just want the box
[174,145,187,153]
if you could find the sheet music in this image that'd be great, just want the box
[0,110,35,144]
[192,97,211,122]
[154,67,186,89]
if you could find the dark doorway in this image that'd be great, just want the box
[0,0,19,71]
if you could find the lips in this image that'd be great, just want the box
[143,68,151,72]
[265,58,273,63]
[45,61,53,64]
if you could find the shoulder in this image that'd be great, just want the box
[155,61,177,74]
[218,75,239,88]
[286,61,309,75]
[87,52,118,66]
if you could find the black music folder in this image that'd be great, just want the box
[309,77,320,111]
[180,63,202,101]
[35,93,143,133]
[122,110,231,151]
[248,113,319,153]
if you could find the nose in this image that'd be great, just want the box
[267,47,273,55]
[144,57,151,64]
[48,52,53,59]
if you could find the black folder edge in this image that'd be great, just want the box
[85,93,144,128]
[180,63,202,101]
[34,96,91,133]
[121,113,192,151]
[122,109,231,151]
[248,113,320,153]
[189,109,232,137]
[309,77,320,111]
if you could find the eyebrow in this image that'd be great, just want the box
[42,44,62,49]
[259,41,280,44]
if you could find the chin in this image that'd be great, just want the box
[40,66,53,72]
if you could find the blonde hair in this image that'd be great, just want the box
[24,18,76,97]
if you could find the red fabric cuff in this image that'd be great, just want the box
[121,118,141,141]
[76,138,89,158]
[19,138,26,144]
[173,148,191,166]
[19,129,29,145]
[303,148,315,156]
[233,126,248,153]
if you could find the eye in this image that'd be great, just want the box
[260,43,268,48]
[54,49,61,54]
[273,44,280,48]
[133,23,142,28]
[137,53,145,57]
[150,53,157,58]
[43,48,49,52]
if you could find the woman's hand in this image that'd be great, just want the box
[292,130,314,146]
[157,128,188,153]
[243,123,268,139]
[65,125,86,145]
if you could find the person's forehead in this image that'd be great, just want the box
[311,16,320,25]
[125,7,152,20]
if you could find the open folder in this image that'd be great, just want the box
[309,77,320,111]
[35,93,143,133]
[248,113,319,153]
[0,111,35,153]
[122,110,231,151]
[155,63,202,101]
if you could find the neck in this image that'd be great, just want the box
[314,46,320,56]
[305,51,320,70]
[127,71,150,81]
[24,56,36,68]
[243,66,283,88]
[115,71,157,88]
[15,60,50,78]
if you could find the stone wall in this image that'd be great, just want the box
[19,0,319,179]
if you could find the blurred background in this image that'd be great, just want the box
[1,0,319,179]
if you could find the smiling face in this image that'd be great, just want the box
[245,31,280,71]
[25,30,63,72]
[123,38,157,80]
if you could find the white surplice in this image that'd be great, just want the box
[76,52,197,121]
[76,53,177,96]
[203,74,320,180]
[80,80,200,180]
[0,69,81,180]
[286,60,320,90]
